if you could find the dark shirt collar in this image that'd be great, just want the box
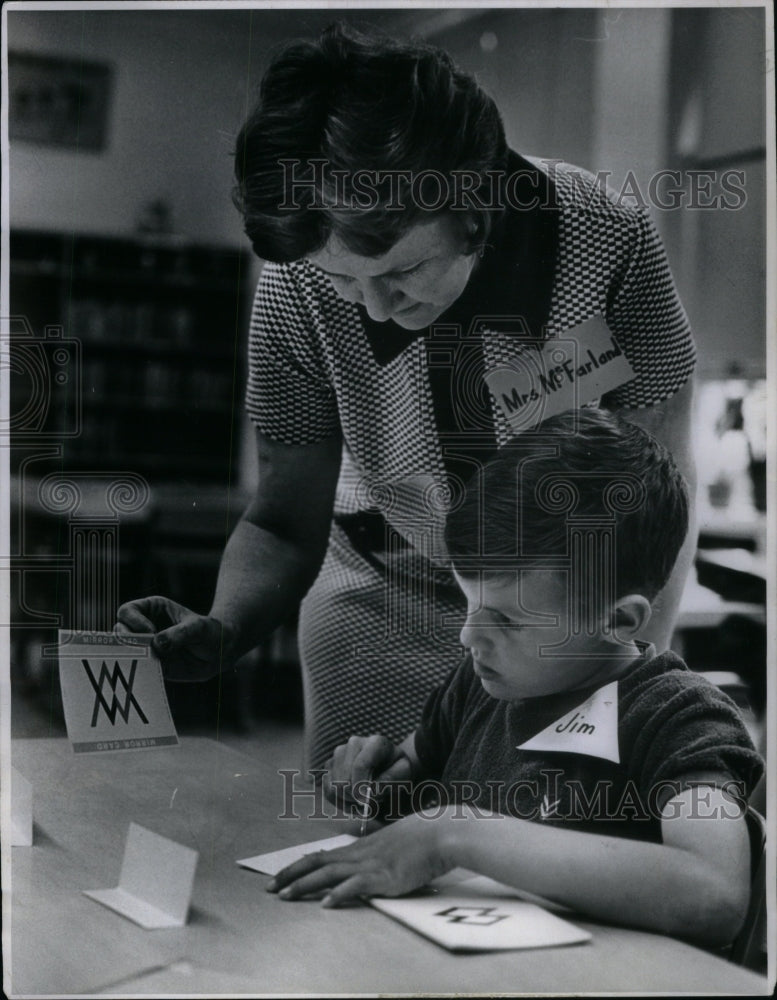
[359,150,561,366]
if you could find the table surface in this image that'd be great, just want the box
[6,737,771,996]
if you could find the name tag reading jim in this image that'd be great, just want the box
[517,680,619,763]
[58,630,179,754]
[485,316,635,432]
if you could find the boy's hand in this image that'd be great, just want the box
[323,734,413,809]
[267,812,452,907]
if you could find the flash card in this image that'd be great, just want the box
[58,630,178,754]
[371,885,591,952]
[83,823,198,929]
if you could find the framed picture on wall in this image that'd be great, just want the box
[8,51,113,151]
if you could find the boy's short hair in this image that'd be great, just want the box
[445,409,689,601]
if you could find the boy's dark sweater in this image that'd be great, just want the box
[414,645,763,842]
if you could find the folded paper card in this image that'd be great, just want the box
[58,630,178,754]
[11,767,33,846]
[83,823,198,929]
[237,834,358,876]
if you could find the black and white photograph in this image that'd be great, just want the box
[1,1,774,995]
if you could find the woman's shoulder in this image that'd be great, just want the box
[255,258,353,328]
[258,258,331,296]
[520,152,649,225]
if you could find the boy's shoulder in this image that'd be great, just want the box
[616,645,762,791]
[619,645,725,706]
[617,644,747,726]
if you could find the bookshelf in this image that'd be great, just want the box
[9,229,262,731]
[9,229,250,482]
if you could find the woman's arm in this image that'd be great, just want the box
[210,429,342,657]
[117,429,341,679]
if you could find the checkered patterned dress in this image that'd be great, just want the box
[245,154,696,768]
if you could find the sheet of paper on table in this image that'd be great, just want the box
[237,836,590,952]
[237,834,358,876]
[83,823,198,929]
[58,629,178,754]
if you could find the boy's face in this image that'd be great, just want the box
[453,569,631,701]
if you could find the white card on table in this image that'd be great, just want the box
[58,630,178,754]
[485,315,635,432]
[83,823,198,929]
[371,883,591,952]
[11,767,33,846]
[237,834,357,876]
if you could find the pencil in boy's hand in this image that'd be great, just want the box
[360,772,375,837]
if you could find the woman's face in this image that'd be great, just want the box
[306,214,478,330]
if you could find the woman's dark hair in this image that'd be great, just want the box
[445,409,690,602]
[233,22,508,262]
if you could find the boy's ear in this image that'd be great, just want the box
[605,594,652,642]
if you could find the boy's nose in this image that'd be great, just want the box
[460,612,492,653]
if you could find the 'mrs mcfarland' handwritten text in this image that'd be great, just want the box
[501,337,625,414]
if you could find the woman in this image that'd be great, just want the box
[118,24,696,768]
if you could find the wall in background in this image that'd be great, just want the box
[664,8,767,380]
[8,5,768,481]
[9,9,254,247]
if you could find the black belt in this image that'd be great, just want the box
[334,511,463,604]
[333,511,409,555]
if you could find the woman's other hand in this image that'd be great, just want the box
[116,596,236,682]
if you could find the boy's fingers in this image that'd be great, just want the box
[271,847,353,890]
[322,873,376,908]
[277,862,359,900]
[353,734,394,785]
[377,753,412,785]
[322,766,350,808]
[330,743,349,783]
[341,735,368,778]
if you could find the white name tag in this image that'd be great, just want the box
[485,316,635,432]
[517,680,620,763]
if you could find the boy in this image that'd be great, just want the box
[269,410,762,947]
